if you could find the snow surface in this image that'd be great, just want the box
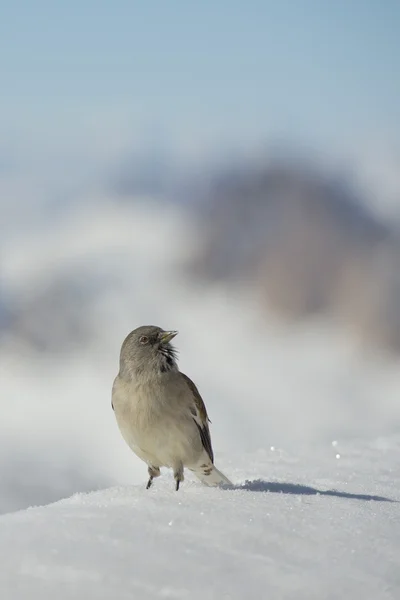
[1,438,399,599]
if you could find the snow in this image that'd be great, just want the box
[1,439,399,599]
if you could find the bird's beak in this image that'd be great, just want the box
[160,330,178,344]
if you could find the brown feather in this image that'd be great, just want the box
[180,372,214,463]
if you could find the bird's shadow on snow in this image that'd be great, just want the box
[231,480,397,503]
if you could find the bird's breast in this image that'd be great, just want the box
[112,374,201,467]
[113,377,164,431]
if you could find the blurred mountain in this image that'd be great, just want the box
[9,268,106,353]
[2,149,400,356]
[188,159,400,353]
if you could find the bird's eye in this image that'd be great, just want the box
[139,335,149,345]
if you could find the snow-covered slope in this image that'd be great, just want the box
[1,438,399,600]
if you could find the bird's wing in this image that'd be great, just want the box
[181,373,214,464]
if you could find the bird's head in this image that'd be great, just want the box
[119,325,179,380]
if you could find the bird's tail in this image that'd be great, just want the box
[193,464,232,487]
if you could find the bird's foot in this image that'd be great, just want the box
[173,464,184,492]
[146,465,160,489]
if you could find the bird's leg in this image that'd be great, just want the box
[173,463,184,491]
[146,465,160,489]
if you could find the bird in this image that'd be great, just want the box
[112,325,232,491]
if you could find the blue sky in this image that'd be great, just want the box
[1,0,399,156]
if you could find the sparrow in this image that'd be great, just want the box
[112,325,232,491]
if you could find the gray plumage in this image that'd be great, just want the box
[112,325,232,490]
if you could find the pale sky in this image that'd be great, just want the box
[1,0,399,157]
